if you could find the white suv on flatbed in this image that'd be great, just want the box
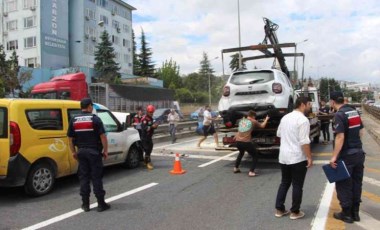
[218,69,294,127]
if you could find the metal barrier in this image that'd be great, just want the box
[154,121,198,134]
[364,104,380,120]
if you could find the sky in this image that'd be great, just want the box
[127,0,380,84]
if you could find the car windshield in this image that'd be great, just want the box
[230,71,274,85]
[153,109,167,117]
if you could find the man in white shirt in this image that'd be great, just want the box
[197,105,219,148]
[274,97,313,220]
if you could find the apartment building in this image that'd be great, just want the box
[1,0,135,75]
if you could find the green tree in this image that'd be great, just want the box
[94,30,121,83]
[132,29,140,76]
[0,45,7,97]
[229,53,246,72]
[7,50,21,96]
[138,29,155,77]
[156,59,181,88]
[319,77,342,101]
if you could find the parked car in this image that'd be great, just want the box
[0,99,142,196]
[218,69,294,126]
[190,107,219,120]
[153,108,184,123]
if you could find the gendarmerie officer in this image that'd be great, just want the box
[330,91,365,223]
[67,98,110,212]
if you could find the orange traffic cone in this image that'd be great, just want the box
[170,153,186,175]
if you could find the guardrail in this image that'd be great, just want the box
[364,104,380,120]
[154,121,198,134]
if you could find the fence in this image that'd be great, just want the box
[363,104,380,120]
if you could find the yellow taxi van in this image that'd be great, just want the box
[0,99,142,196]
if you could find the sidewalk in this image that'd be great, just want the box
[362,108,380,146]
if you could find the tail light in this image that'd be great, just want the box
[223,85,230,97]
[272,83,282,94]
[225,121,233,128]
[10,121,21,157]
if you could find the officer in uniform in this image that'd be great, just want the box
[67,98,110,212]
[141,105,158,170]
[330,92,365,223]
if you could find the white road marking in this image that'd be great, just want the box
[311,182,335,230]
[364,176,380,187]
[22,183,159,230]
[198,151,239,168]
[354,210,380,230]
[152,152,237,161]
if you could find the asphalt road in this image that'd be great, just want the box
[1,121,380,230]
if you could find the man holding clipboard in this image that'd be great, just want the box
[330,91,365,223]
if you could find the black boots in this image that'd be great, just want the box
[96,196,111,212]
[333,207,354,224]
[81,197,90,212]
[352,205,360,222]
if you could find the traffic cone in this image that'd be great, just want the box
[170,153,186,175]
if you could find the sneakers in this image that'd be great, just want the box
[275,209,290,217]
[146,162,154,170]
[290,211,305,220]
[233,167,241,173]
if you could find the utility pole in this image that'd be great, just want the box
[237,0,242,70]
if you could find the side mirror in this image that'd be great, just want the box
[125,115,131,130]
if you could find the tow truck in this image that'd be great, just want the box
[217,18,321,153]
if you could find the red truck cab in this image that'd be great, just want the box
[31,72,88,101]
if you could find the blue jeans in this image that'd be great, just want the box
[275,161,308,213]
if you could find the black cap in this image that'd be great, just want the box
[80,98,93,109]
[330,91,344,102]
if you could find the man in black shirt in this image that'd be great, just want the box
[318,100,331,144]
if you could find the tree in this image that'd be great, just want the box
[319,77,342,101]
[6,50,20,96]
[229,53,246,72]
[138,29,155,77]
[94,30,120,83]
[132,29,140,76]
[0,45,7,97]
[156,59,181,88]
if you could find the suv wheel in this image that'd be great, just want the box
[287,99,294,113]
[123,145,141,169]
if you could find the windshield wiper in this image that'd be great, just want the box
[248,79,264,84]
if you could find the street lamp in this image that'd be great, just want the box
[294,39,308,88]
[209,56,219,106]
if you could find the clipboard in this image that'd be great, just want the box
[322,160,350,183]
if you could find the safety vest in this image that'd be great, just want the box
[335,105,362,157]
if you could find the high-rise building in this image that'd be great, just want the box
[0,0,135,75]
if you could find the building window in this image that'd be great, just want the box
[6,20,18,31]
[124,54,130,63]
[112,35,119,45]
[115,52,120,61]
[24,36,37,48]
[23,0,37,9]
[123,24,129,33]
[6,0,17,12]
[123,39,130,48]
[7,40,18,50]
[99,15,109,25]
[112,20,120,29]
[111,5,118,15]
[89,0,95,3]
[24,16,37,28]
[25,57,37,68]
[96,0,107,7]
[85,8,96,20]
[85,26,96,36]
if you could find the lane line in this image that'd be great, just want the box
[312,153,332,157]
[198,151,239,168]
[22,183,159,230]
[365,167,380,174]
[155,133,226,149]
[311,182,335,230]
[362,190,380,203]
[363,176,380,187]
[354,211,380,230]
